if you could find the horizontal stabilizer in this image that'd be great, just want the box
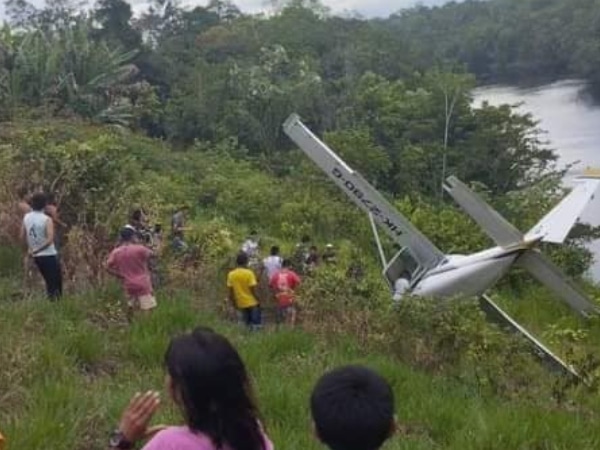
[479,295,579,380]
[444,176,522,247]
[525,178,600,244]
[518,250,599,317]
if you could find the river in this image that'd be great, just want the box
[472,80,600,281]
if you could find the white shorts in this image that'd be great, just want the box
[128,294,157,311]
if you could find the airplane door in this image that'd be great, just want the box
[383,248,418,288]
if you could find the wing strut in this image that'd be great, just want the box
[479,295,580,380]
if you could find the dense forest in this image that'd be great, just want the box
[0,0,579,192]
[393,0,600,91]
[0,0,596,270]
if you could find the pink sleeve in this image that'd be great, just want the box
[292,273,301,288]
[140,430,173,450]
[263,433,274,450]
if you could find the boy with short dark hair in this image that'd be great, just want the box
[227,252,262,330]
[310,365,396,450]
[269,258,301,326]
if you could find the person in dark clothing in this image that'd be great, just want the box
[306,245,319,272]
[129,209,153,246]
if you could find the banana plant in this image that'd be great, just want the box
[0,19,141,125]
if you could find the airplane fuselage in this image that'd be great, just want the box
[411,246,524,298]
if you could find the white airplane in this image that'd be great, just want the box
[283,113,600,377]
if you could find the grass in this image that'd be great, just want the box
[2,281,600,449]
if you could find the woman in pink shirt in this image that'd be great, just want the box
[107,327,274,450]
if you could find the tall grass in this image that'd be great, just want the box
[2,284,600,450]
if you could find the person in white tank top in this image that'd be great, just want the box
[262,245,283,279]
[21,193,62,299]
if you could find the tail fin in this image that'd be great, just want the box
[525,171,600,244]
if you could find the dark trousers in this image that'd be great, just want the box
[34,255,63,300]
[240,305,262,330]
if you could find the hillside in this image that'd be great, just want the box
[1,118,600,448]
[2,281,600,449]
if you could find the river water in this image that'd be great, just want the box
[472,80,600,281]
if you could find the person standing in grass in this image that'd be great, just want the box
[305,245,319,273]
[322,244,337,265]
[21,193,63,300]
[227,252,262,330]
[44,192,68,256]
[311,365,396,450]
[17,187,35,290]
[293,235,311,273]
[106,227,157,319]
[241,230,261,270]
[262,245,283,280]
[269,259,301,326]
[108,327,273,450]
[171,205,190,251]
[17,187,32,216]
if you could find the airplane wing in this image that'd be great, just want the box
[525,171,600,244]
[282,113,446,271]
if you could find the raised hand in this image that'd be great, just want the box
[118,391,161,444]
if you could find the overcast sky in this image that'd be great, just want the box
[1,0,451,20]
[224,0,449,17]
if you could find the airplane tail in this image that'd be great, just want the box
[443,175,599,317]
[525,172,600,244]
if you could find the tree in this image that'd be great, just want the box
[93,0,142,50]
[422,69,475,198]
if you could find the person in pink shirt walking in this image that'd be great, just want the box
[106,227,157,319]
[107,327,274,450]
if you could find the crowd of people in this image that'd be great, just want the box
[12,192,402,450]
[17,188,410,325]
[16,190,190,310]
[227,233,340,330]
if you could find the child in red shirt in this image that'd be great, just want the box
[269,259,301,325]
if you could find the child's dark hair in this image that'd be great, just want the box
[311,365,394,450]
[131,209,143,222]
[237,252,249,266]
[30,193,47,211]
[165,327,266,450]
[270,246,280,256]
